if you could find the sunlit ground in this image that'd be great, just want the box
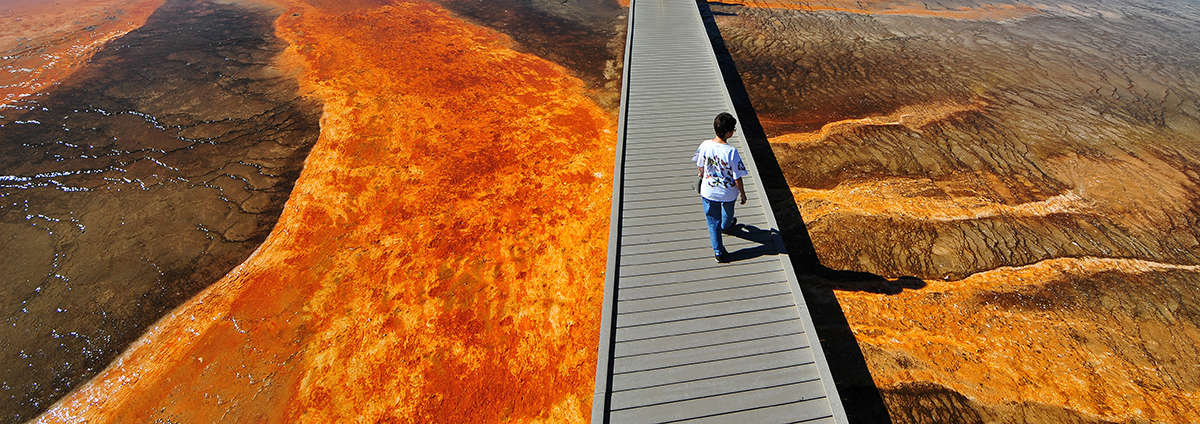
[2,0,618,422]
[7,0,1200,422]
[715,0,1200,421]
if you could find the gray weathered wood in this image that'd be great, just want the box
[592,0,848,422]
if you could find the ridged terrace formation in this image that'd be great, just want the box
[710,0,1200,421]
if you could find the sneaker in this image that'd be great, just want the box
[721,217,738,234]
[715,252,729,263]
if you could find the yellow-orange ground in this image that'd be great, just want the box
[838,257,1200,422]
[37,0,615,422]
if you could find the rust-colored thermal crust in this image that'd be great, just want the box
[35,1,615,422]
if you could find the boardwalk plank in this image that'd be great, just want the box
[618,280,791,313]
[592,0,847,422]
[611,349,819,397]
[610,380,831,423]
[613,314,801,357]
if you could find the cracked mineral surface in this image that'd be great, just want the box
[711,0,1200,422]
[0,0,321,421]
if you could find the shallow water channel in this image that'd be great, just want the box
[0,0,320,420]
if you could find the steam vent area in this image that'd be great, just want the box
[1,0,1199,423]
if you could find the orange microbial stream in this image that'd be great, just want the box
[720,0,1041,21]
[837,257,1200,422]
[790,177,1090,224]
[37,0,615,422]
[770,100,986,145]
[0,0,164,107]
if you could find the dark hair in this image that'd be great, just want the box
[714,112,737,137]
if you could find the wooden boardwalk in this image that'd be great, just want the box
[591,0,848,422]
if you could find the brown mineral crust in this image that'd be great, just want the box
[710,3,1200,278]
[770,100,987,145]
[718,0,1041,21]
[769,106,1200,280]
[36,0,614,422]
[708,1,1200,422]
[0,0,165,106]
[711,8,986,137]
[427,0,628,112]
[0,0,322,421]
[780,129,1200,279]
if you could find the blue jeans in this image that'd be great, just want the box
[702,197,736,256]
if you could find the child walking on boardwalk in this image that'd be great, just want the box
[693,112,748,263]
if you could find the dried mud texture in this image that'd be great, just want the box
[0,0,321,421]
[429,0,628,111]
[710,0,1200,422]
[718,0,1040,21]
[36,0,614,422]
[0,0,165,107]
[713,2,1200,279]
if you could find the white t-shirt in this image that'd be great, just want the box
[692,139,748,202]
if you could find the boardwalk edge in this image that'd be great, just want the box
[592,2,637,422]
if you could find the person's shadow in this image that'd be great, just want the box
[722,224,779,262]
[697,1,926,422]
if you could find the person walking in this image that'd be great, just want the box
[693,112,748,263]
